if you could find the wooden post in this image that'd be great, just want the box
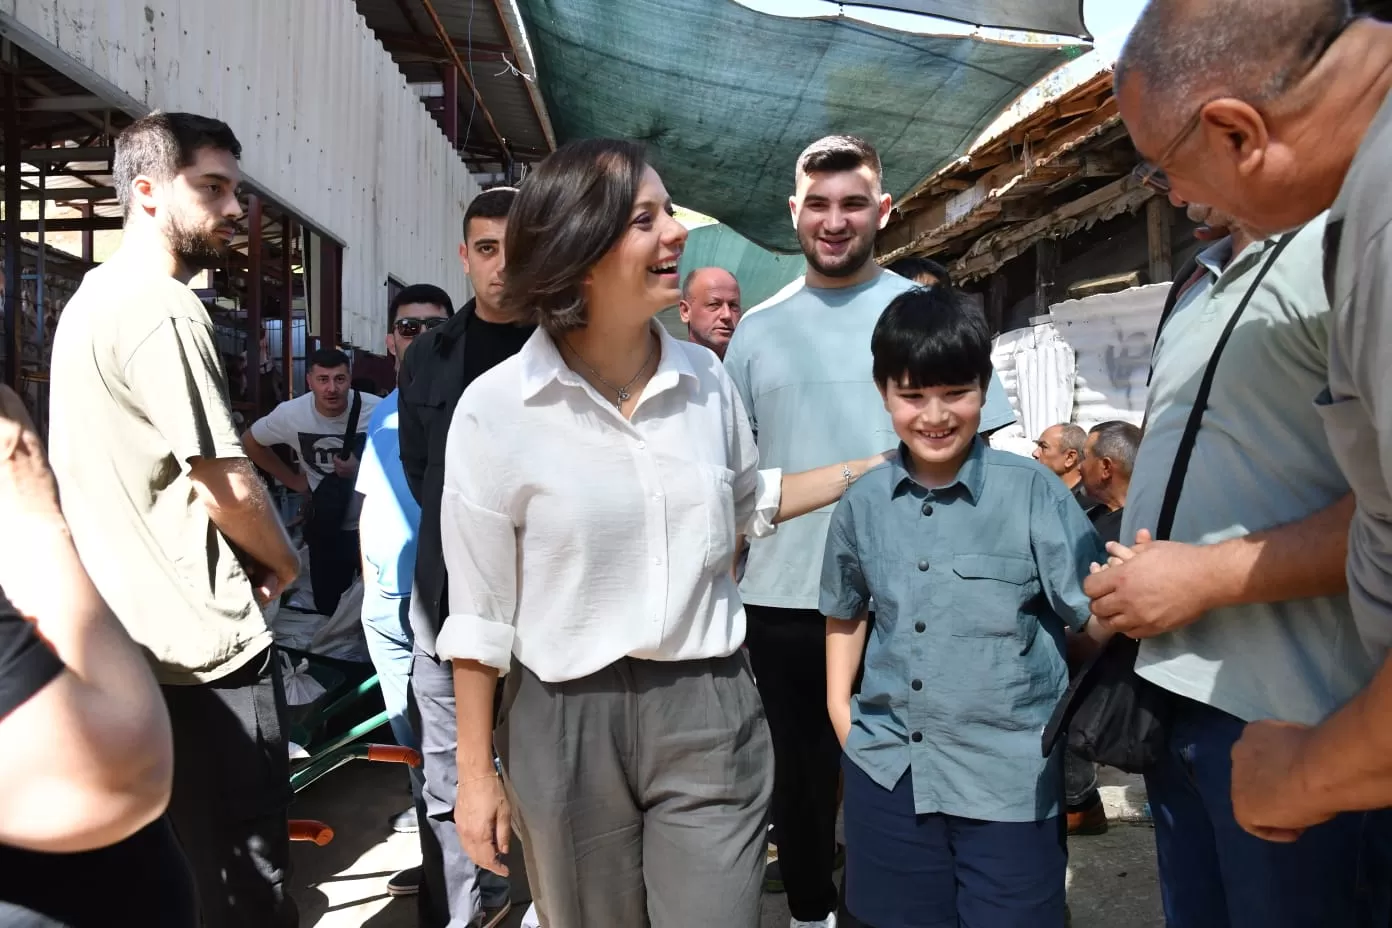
[987,273,1007,335]
[282,215,295,399]
[1034,239,1058,318]
[319,238,341,351]
[3,72,21,390]
[1146,197,1173,284]
[245,195,263,411]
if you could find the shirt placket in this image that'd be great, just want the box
[906,485,945,811]
[628,422,671,651]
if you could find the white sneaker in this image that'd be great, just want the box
[790,913,837,928]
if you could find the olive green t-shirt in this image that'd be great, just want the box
[48,259,267,685]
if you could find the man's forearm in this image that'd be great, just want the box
[452,659,501,778]
[191,458,297,576]
[1292,655,1392,815]
[1203,493,1353,611]
[241,434,302,489]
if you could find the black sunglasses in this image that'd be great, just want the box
[393,316,447,338]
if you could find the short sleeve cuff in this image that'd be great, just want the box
[435,614,516,674]
[745,467,783,539]
[819,589,867,621]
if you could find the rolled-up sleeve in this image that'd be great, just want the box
[433,406,519,674]
[819,496,869,619]
[1030,479,1105,630]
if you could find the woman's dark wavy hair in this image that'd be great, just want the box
[500,138,647,333]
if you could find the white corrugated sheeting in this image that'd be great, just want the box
[2,0,480,349]
[989,284,1168,457]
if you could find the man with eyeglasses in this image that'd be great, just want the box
[1109,0,1392,866]
[353,284,453,899]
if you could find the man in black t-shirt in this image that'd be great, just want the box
[0,385,194,926]
[396,187,535,928]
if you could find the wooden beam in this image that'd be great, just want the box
[246,195,263,411]
[952,177,1155,281]
[986,273,1007,335]
[19,185,115,201]
[417,0,509,157]
[1146,197,1174,284]
[373,28,512,57]
[20,94,106,112]
[18,146,111,162]
[442,66,458,146]
[18,217,122,232]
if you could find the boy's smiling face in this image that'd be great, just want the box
[881,378,983,481]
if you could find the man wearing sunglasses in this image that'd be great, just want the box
[354,284,453,899]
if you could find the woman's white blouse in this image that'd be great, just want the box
[435,323,781,683]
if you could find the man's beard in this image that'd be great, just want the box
[168,215,230,270]
[799,228,876,279]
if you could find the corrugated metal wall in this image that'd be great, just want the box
[2,0,480,348]
[989,284,1167,458]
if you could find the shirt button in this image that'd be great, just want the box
[917,560,929,571]
[921,502,933,516]
[911,731,923,743]
[911,679,923,691]
[914,621,926,633]
[637,441,647,450]
[654,556,663,565]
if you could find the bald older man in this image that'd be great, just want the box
[678,267,742,359]
[1111,0,1392,850]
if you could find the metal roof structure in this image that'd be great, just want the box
[354,0,556,175]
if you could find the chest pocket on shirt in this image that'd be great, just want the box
[699,463,738,573]
[951,554,1038,647]
[1315,389,1389,518]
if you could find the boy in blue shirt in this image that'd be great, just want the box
[821,287,1107,928]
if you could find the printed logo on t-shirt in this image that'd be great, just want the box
[297,432,368,478]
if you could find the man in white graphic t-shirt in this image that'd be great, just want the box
[244,347,380,613]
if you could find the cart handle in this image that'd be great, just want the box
[367,745,422,767]
[289,820,335,846]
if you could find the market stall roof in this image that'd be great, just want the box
[517,0,1085,252]
[839,0,1089,39]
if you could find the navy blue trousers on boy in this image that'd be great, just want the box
[841,754,1066,928]
[1145,694,1392,928]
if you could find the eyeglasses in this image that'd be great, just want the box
[1131,16,1358,197]
[393,316,447,338]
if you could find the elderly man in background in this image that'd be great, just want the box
[678,267,743,359]
[1110,0,1392,853]
[1034,423,1099,512]
[1079,420,1142,546]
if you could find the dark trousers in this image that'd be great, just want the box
[161,647,298,928]
[745,605,842,922]
[841,758,1066,928]
[408,647,509,927]
[0,816,197,927]
[1146,694,1392,928]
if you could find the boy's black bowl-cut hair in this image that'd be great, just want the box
[871,286,993,390]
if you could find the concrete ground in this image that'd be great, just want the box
[290,762,1163,928]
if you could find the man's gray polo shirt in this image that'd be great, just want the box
[1323,88,1392,664]
[724,270,1017,610]
[1125,218,1375,726]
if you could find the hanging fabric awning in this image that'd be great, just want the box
[839,0,1090,40]
[517,0,1085,253]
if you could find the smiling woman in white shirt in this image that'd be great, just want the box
[438,138,884,927]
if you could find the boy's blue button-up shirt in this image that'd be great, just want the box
[820,439,1103,822]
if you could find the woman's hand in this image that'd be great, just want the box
[455,772,511,877]
[0,386,63,526]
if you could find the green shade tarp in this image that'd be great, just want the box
[518,0,1083,252]
[841,1,1089,39]
[679,224,805,308]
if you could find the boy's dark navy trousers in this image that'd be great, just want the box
[841,755,1067,928]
